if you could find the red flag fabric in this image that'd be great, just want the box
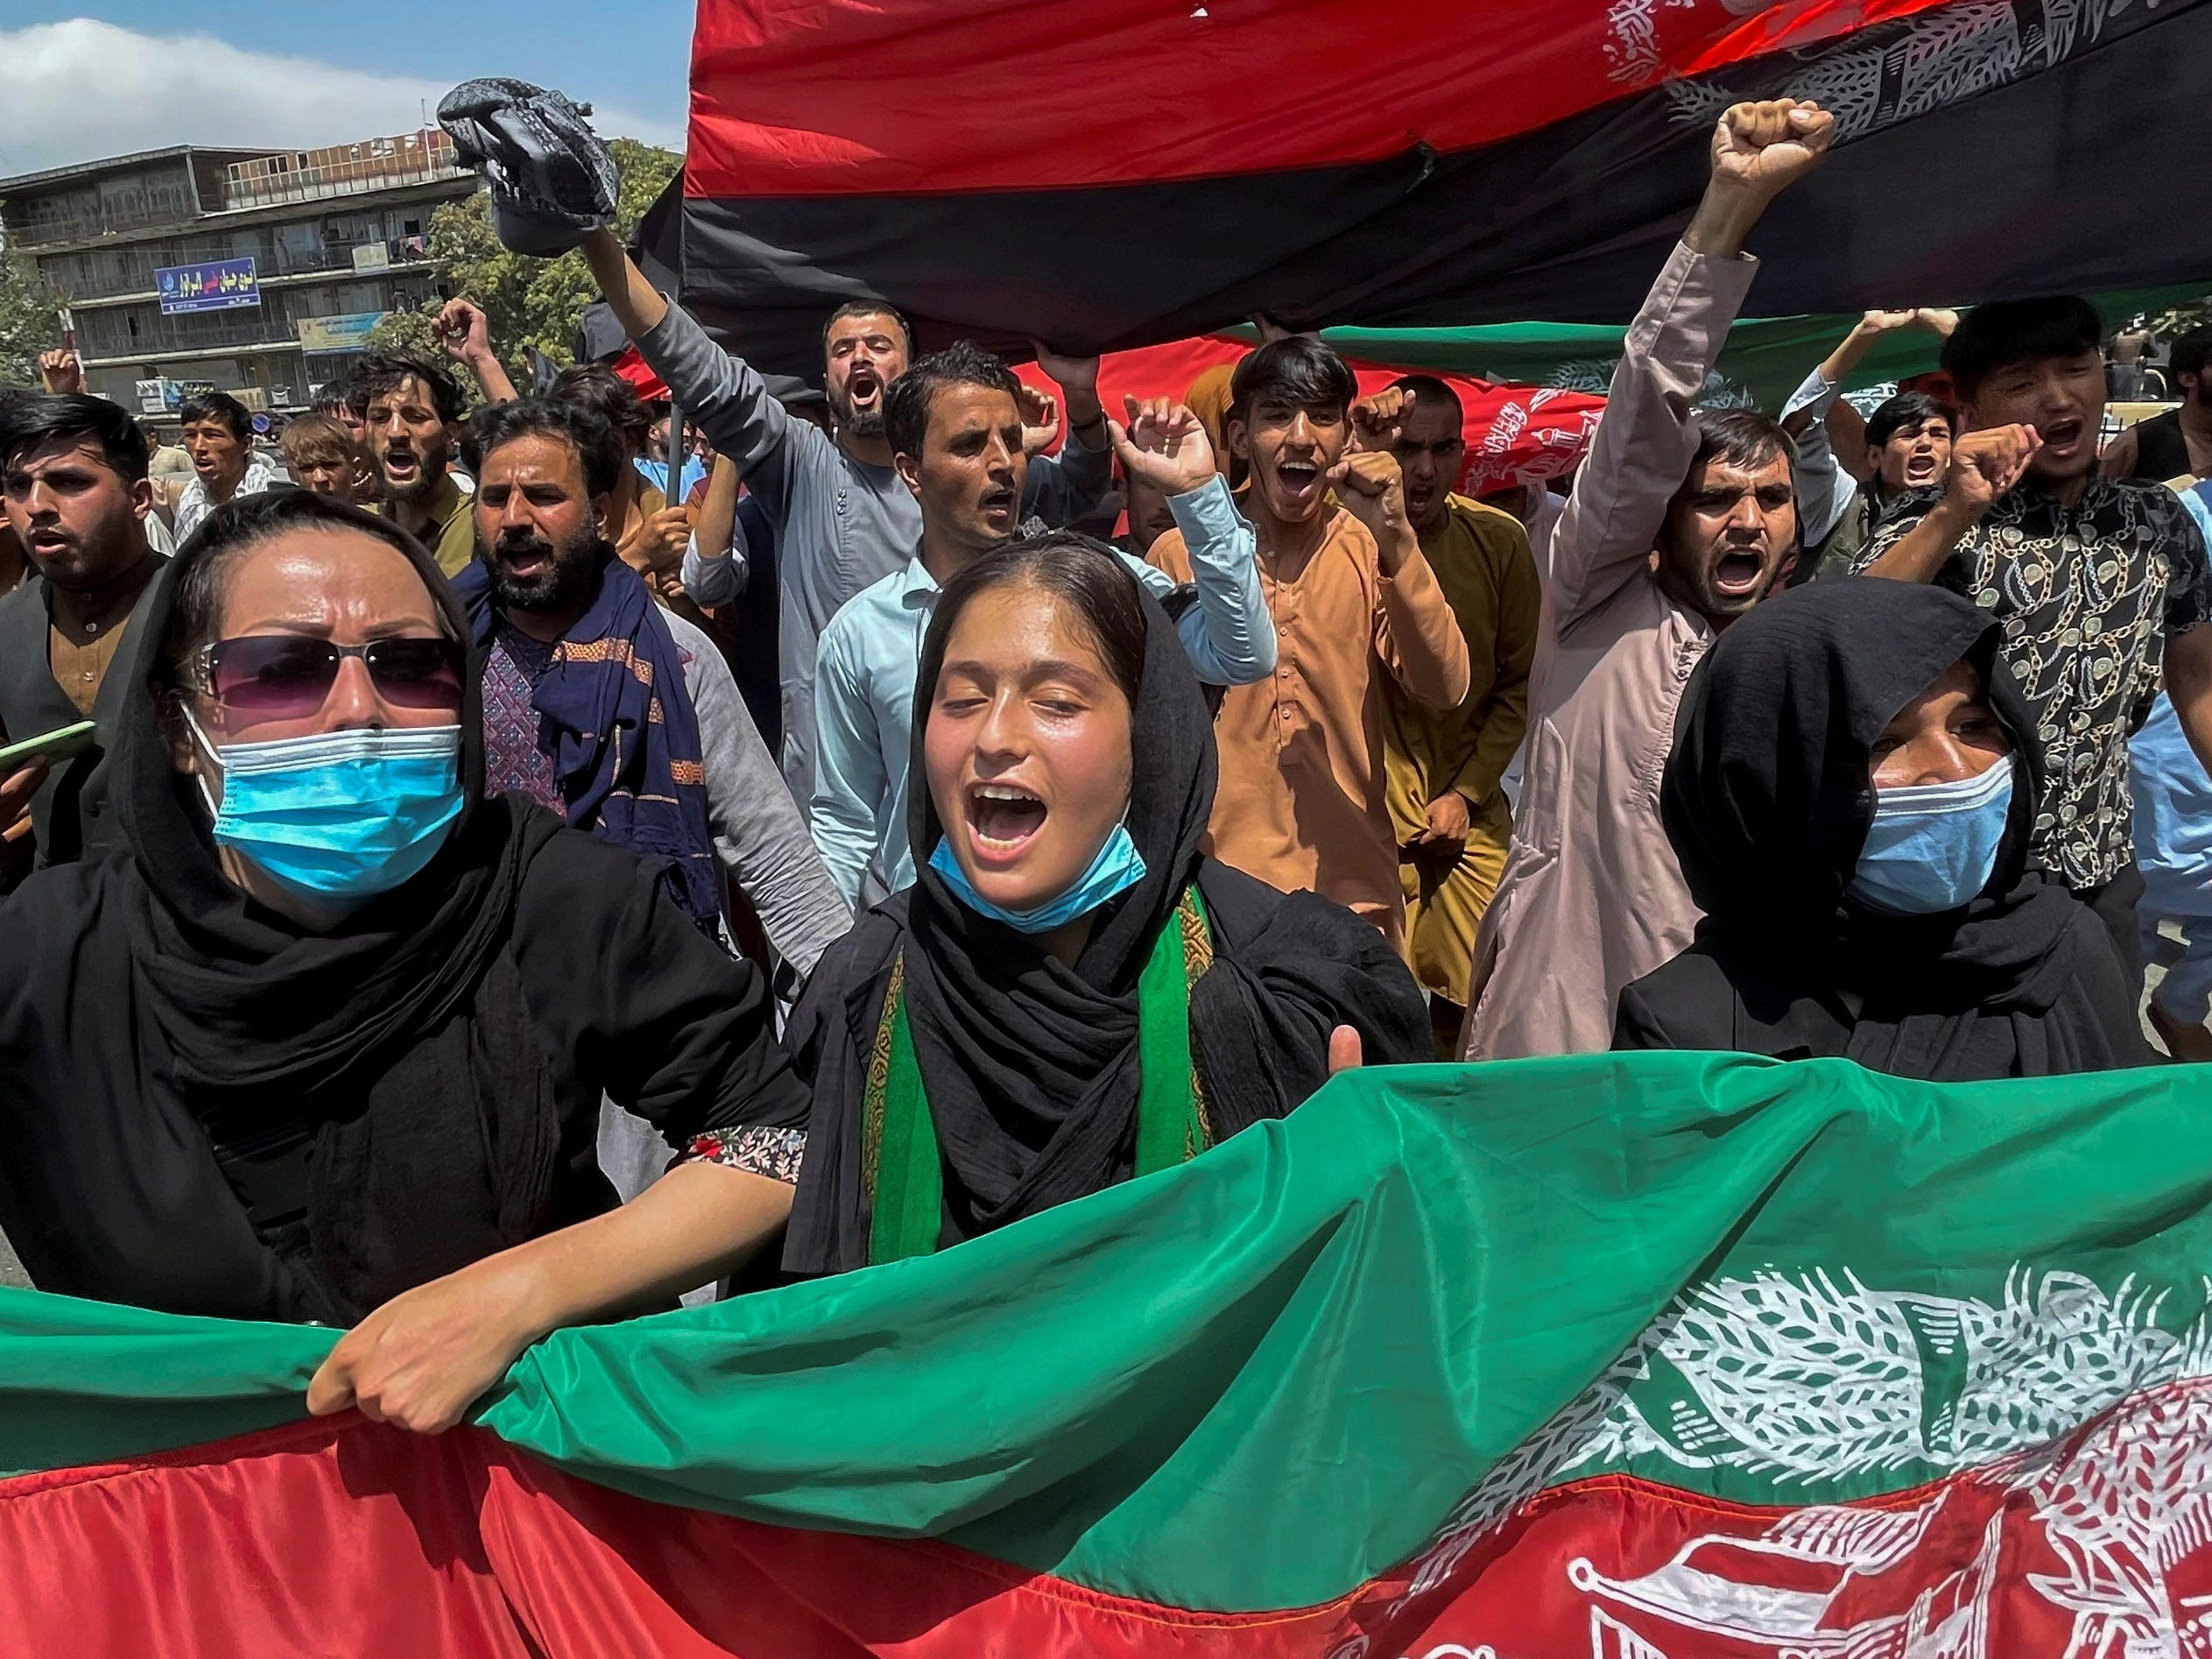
[1011,336,1603,495]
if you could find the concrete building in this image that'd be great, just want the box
[0,131,478,424]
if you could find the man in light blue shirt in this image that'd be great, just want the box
[811,343,1275,907]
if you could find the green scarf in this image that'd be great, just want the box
[863,886,1215,1264]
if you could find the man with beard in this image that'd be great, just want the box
[1462,98,1833,1062]
[0,394,164,876]
[358,351,476,577]
[577,229,1115,801]
[461,398,848,984]
[1857,299,2212,985]
[173,392,280,543]
[2104,325,2212,484]
[1148,338,1470,947]
[809,346,1272,907]
[1370,375,1539,1048]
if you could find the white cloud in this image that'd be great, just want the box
[0,19,680,179]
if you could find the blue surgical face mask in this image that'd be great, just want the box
[1846,759,2016,916]
[187,715,465,903]
[928,822,1148,934]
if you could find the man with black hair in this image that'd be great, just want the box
[1463,98,1833,1062]
[461,397,847,980]
[810,343,1272,906]
[174,391,278,542]
[309,380,366,443]
[1148,338,1469,946]
[1856,298,2212,978]
[574,229,1114,800]
[2105,323,2212,484]
[358,350,476,576]
[0,394,164,874]
[1779,308,1958,578]
[1372,373,1539,1041]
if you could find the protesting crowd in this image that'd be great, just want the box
[3,89,2210,1437]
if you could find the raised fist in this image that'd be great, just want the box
[1710,100,1835,199]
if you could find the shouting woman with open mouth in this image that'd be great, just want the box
[780,532,1431,1273]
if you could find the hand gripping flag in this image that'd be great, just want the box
[7,1053,2212,1655]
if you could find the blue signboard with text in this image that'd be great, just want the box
[154,258,261,316]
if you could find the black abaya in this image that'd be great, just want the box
[0,497,808,1324]
[1614,579,2147,1080]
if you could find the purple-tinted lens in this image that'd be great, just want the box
[207,637,339,719]
[205,636,465,717]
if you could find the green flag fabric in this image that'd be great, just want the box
[3,1054,2210,1655]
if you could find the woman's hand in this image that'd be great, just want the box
[306,1258,547,1435]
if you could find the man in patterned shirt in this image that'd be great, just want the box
[1857,296,2212,985]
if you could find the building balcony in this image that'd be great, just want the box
[218,134,468,213]
[60,238,437,308]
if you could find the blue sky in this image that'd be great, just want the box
[0,4,694,176]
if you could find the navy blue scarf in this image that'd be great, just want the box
[456,548,722,928]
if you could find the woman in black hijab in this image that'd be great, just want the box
[1614,578,2145,1078]
[782,532,1429,1274]
[0,491,810,1430]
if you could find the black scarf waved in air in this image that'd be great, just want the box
[780,579,1429,1274]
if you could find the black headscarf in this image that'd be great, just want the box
[781,569,1428,1274]
[2,493,574,1322]
[115,493,553,1098]
[1632,578,2144,1078]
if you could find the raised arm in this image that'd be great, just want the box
[1109,396,1276,685]
[1019,345,1115,526]
[579,229,809,498]
[433,300,518,406]
[1859,425,2043,583]
[1552,100,1833,626]
[1329,448,1470,709]
[682,453,751,607]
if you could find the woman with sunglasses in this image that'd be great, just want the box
[0,491,811,1432]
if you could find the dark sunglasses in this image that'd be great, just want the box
[194,635,467,720]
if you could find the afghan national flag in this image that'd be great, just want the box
[9,1054,2212,1655]
[659,0,2212,383]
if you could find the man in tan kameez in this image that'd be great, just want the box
[1150,338,1469,949]
[1372,377,1539,1047]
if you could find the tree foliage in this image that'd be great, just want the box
[368,137,678,382]
[0,241,64,389]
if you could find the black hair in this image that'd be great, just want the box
[820,300,914,358]
[1386,372,1465,424]
[1865,390,1957,452]
[883,340,1019,461]
[158,489,453,694]
[0,392,152,485]
[919,531,1148,715]
[355,350,466,425]
[548,364,652,460]
[310,377,364,420]
[1940,296,2103,396]
[1690,408,1796,479]
[1229,336,1357,421]
[2171,324,2212,388]
[469,396,624,499]
[177,391,251,441]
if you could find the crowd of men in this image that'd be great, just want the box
[5,92,2212,1084]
